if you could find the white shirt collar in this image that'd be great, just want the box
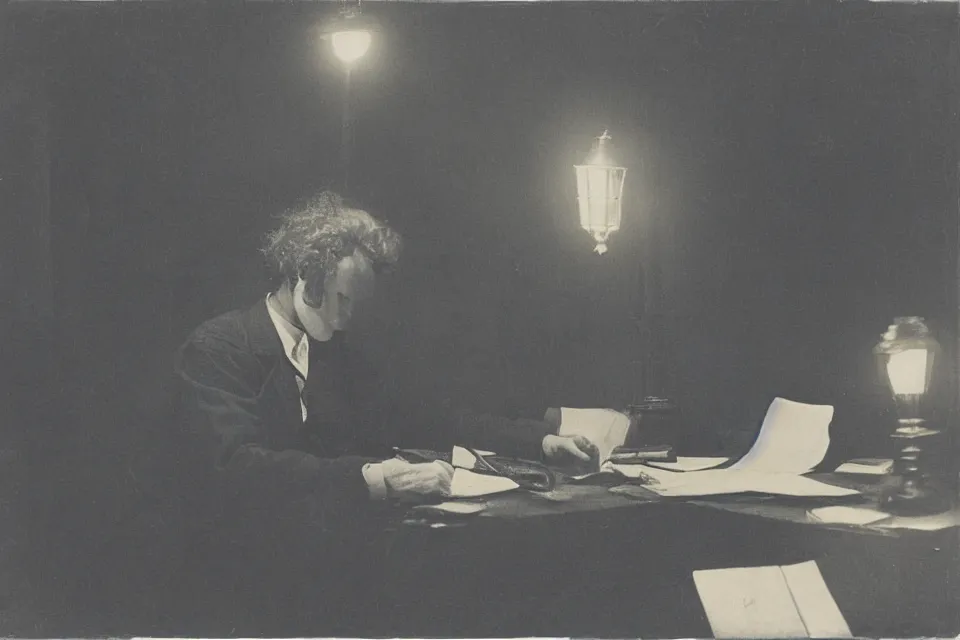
[265,294,310,379]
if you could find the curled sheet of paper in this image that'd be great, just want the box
[729,398,834,474]
[451,446,496,470]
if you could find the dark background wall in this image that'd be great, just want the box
[1,1,957,634]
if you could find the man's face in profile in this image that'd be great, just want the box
[297,250,376,336]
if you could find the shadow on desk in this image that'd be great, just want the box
[382,494,959,638]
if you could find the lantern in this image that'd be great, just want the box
[874,317,940,430]
[575,130,626,255]
[873,316,948,515]
[319,3,378,66]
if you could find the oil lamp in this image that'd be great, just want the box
[873,316,948,515]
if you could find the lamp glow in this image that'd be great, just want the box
[575,131,626,255]
[875,317,939,400]
[886,349,929,396]
[332,29,372,64]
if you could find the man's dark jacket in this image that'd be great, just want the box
[170,299,554,634]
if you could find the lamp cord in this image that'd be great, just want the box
[341,66,353,194]
[632,247,647,406]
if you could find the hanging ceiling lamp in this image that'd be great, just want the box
[574,130,627,255]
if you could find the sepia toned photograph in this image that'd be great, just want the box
[1,0,958,637]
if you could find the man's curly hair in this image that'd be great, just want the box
[262,191,403,306]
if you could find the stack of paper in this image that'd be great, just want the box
[834,458,893,475]
[693,560,852,638]
[558,407,631,465]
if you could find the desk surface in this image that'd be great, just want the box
[387,470,959,637]
[445,470,960,537]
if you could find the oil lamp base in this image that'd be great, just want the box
[880,432,951,516]
[879,480,951,517]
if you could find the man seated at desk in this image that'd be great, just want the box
[172,190,596,634]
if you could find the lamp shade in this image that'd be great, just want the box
[874,317,940,397]
[575,131,626,255]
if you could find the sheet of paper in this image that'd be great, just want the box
[449,468,518,498]
[873,508,960,532]
[604,462,678,483]
[411,501,486,515]
[834,458,893,475]
[780,561,853,638]
[729,398,834,474]
[646,456,730,472]
[641,469,859,498]
[559,407,631,464]
[693,565,809,638]
[693,562,851,639]
[451,446,496,470]
[808,506,891,526]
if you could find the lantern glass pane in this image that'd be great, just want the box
[575,168,591,228]
[887,349,929,395]
[575,168,624,232]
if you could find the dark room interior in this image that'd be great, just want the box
[1,0,958,637]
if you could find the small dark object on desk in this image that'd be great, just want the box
[392,448,452,464]
[625,396,685,449]
[609,445,676,464]
[566,470,630,487]
[470,449,557,492]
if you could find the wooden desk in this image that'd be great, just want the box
[382,473,959,638]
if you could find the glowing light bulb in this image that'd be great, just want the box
[332,30,372,64]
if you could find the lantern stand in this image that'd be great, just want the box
[575,131,677,434]
[874,316,950,516]
[626,193,678,440]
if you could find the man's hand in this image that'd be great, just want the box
[542,434,600,470]
[381,458,455,502]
